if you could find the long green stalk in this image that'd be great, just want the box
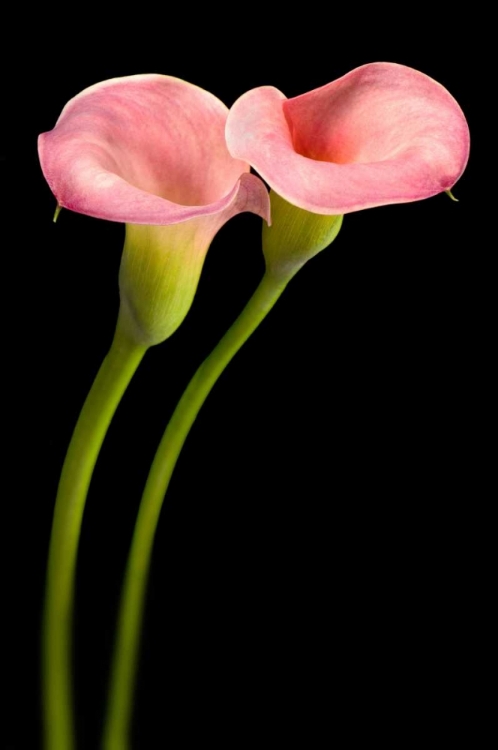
[43,319,147,750]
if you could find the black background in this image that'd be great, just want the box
[4,18,485,749]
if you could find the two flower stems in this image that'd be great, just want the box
[44,270,290,750]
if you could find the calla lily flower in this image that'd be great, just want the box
[225,62,470,216]
[39,74,270,345]
[38,74,271,750]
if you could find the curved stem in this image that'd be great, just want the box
[103,271,289,750]
[43,318,147,750]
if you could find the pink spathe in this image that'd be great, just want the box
[225,63,470,215]
[38,75,271,345]
[38,74,270,226]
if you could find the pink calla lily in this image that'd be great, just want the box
[38,74,270,345]
[225,62,470,215]
[38,75,271,750]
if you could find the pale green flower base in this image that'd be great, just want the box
[43,319,147,750]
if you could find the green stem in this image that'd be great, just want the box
[103,270,290,750]
[43,317,147,750]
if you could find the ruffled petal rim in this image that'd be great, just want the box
[226,63,470,214]
[39,74,269,225]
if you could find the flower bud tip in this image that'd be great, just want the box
[445,189,459,202]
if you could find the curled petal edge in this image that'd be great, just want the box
[38,129,270,226]
[225,63,470,215]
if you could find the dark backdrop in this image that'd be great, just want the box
[4,20,483,749]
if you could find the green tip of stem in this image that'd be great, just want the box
[445,189,459,202]
[53,204,62,223]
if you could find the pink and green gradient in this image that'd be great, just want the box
[226,62,470,214]
[39,74,271,347]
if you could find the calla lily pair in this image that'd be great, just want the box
[39,63,469,342]
[39,64,469,750]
